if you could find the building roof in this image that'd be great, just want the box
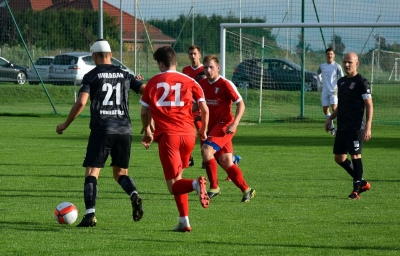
[2,0,174,43]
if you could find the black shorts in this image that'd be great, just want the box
[333,130,364,155]
[83,131,132,168]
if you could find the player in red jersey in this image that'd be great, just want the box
[140,46,210,232]
[199,54,256,202]
[182,45,204,167]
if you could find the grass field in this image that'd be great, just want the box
[0,115,399,255]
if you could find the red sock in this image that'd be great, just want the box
[204,158,218,189]
[226,164,249,192]
[174,194,189,217]
[171,179,195,194]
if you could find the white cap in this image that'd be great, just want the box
[90,39,111,53]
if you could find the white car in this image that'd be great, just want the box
[49,52,136,85]
[28,56,54,84]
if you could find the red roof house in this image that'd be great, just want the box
[2,0,175,50]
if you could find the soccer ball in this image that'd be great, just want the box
[54,202,78,224]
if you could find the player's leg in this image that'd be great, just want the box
[322,92,335,135]
[201,142,219,195]
[217,143,256,203]
[329,94,338,135]
[347,130,370,199]
[159,135,208,232]
[110,134,143,222]
[334,131,370,199]
[77,131,108,227]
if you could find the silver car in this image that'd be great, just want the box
[49,52,135,85]
[0,56,28,85]
[28,56,54,84]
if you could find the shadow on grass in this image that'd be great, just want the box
[233,134,400,148]
[0,173,81,178]
[0,221,61,232]
[201,240,400,252]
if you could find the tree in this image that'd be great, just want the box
[328,34,345,56]
[295,32,311,56]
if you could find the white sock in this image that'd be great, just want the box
[179,216,190,226]
[86,208,95,214]
[192,180,199,193]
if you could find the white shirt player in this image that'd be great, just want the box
[317,62,344,93]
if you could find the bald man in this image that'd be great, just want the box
[325,52,373,200]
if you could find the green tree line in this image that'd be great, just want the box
[147,13,276,54]
[0,9,119,51]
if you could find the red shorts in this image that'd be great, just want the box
[205,122,234,158]
[157,134,196,180]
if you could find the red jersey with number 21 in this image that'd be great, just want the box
[140,70,206,139]
[199,75,242,129]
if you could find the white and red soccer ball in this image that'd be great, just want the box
[54,202,78,224]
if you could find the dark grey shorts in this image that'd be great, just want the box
[83,131,132,168]
[333,130,364,155]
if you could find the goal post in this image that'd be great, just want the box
[220,22,400,124]
[220,22,400,77]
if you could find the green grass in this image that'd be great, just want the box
[0,116,399,255]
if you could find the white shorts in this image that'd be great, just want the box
[321,91,338,106]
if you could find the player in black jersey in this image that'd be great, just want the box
[56,39,146,226]
[325,52,373,200]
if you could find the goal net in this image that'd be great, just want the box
[220,22,400,125]
[369,49,400,84]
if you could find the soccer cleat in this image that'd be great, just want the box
[188,156,194,167]
[359,181,371,194]
[330,128,336,136]
[233,155,241,165]
[241,188,256,202]
[173,221,192,232]
[131,193,144,222]
[207,188,221,199]
[196,176,210,208]
[348,191,360,200]
[76,213,97,227]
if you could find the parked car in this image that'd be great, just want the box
[232,58,319,91]
[0,56,28,85]
[28,56,54,84]
[49,52,136,84]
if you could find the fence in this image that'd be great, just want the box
[0,0,399,124]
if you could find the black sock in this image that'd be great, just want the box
[84,176,97,210]
[352,158,364,192]
[118,175,137,198]
[338,159,354,178]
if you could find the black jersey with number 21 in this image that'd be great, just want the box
[80,64,143,135]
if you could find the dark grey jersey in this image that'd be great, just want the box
[337,73,372,131]
[79,64,143,134]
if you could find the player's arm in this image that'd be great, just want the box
[140,105,153,149]
[364,98,373,141]
[56,92,89,134]
[226,100,245,134]
[198,101,209,140]
[138,84,146,95]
